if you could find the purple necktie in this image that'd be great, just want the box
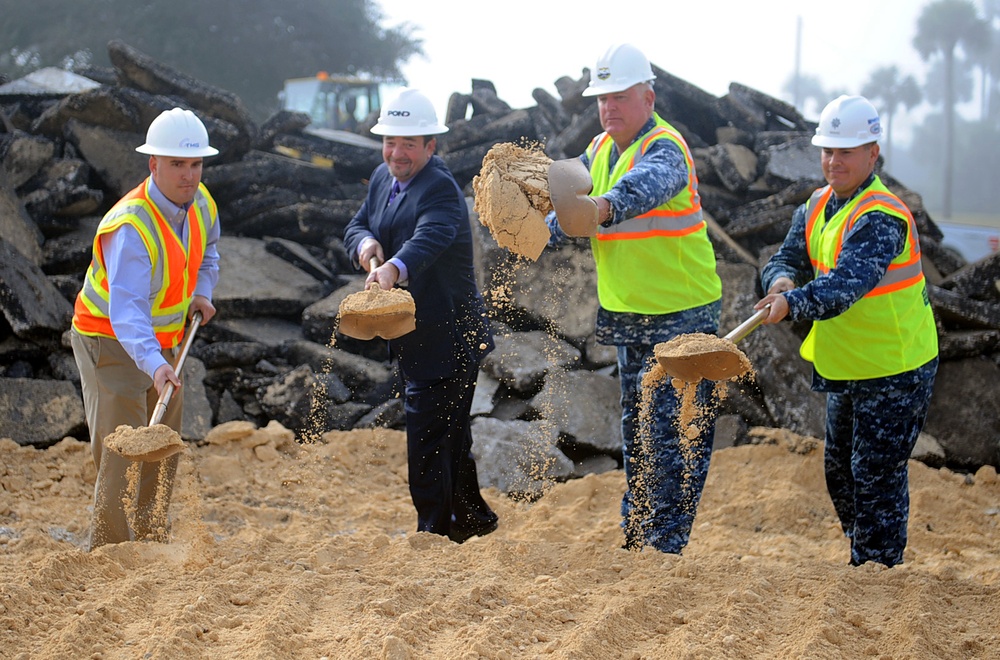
[388,181,400,205]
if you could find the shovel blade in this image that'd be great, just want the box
[338,287,417,340]
[653,307,768,382]
[339,311,416,340]
[104,424,186,462]
[656,349,748,383]
[548,159,598,237]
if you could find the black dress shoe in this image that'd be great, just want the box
[448,519,499,544]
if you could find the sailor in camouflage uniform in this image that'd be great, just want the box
[756,96,938,567]
[547,44,723,554]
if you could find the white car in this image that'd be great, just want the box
[936,221,1000,264]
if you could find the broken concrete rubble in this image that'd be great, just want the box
[0,40,996,487]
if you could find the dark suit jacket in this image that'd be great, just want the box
[343,155,494,380]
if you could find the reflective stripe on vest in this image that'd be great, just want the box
[585,113,720,314]
[72,179,216,348]
[588,124,705,240]
[805,186,924,297]
[799,177,937,380]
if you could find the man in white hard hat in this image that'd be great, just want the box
[71,107,221,549]
[547,44,723,555]
[755,95,938,567]
[343,88,498,543]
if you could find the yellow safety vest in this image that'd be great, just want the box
[587,113,721,314]
[799,177,938,380]
[72,178,217,349]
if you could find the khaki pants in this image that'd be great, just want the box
[71,330,182,550]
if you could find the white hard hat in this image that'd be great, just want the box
[812,95,882,148]
[582,43,656,97]
[370,88,448,137]
[136,108,219,157]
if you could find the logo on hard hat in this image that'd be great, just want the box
[387,110,411,118]
[596,66,611,81]
[180,139,202,148]
[868,118,881,135]
[831,118,841,131]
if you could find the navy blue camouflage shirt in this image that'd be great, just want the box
[547,115,719,346]
[760,172,938,392]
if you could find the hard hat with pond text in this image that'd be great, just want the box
[812,95,882,148]
[582,43,656,97]
[135,108,218,158]
[370,88,449,137]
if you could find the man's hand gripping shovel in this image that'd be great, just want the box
[104,311,202,462]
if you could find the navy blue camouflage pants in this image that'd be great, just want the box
[824,376,935,567]
[618,344,719,554]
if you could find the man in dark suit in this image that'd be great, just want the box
[343,88,498,543]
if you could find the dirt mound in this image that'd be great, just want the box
[1,424,998,658]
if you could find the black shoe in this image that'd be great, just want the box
[448,519,498,544]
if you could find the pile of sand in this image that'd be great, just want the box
[472,142,553,261]
[1,421,997,658]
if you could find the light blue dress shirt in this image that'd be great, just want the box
[103,178,220,379]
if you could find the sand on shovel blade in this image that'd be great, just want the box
[471,142,553,262]
[653,332,753,382]
[104,423,186,462]
[337,286,416,340]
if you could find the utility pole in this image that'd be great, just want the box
[793,16,802,110]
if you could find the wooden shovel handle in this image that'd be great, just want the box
[148,311,203,426]
[365,256,383,290]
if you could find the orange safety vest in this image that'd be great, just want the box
[799,177,938,380]
[586,113,721,314]
[72,178,217,349]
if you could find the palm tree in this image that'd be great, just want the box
[924,56,977,106]
[861,66,922,167]
[913,0,990,219]
[980,0,1000,117]
[984,32,1000,120]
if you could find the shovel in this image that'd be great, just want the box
[548,158,599,237]
[655,305,770,382]
[104,311,202,462]
[337,257,417,340]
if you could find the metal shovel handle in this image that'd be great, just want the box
[722,304,771,345]
[149,311,203,426]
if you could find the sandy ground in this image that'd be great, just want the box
[1,422,998,659]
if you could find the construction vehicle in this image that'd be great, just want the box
[275,72,401,166]
[278,72,397,133]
